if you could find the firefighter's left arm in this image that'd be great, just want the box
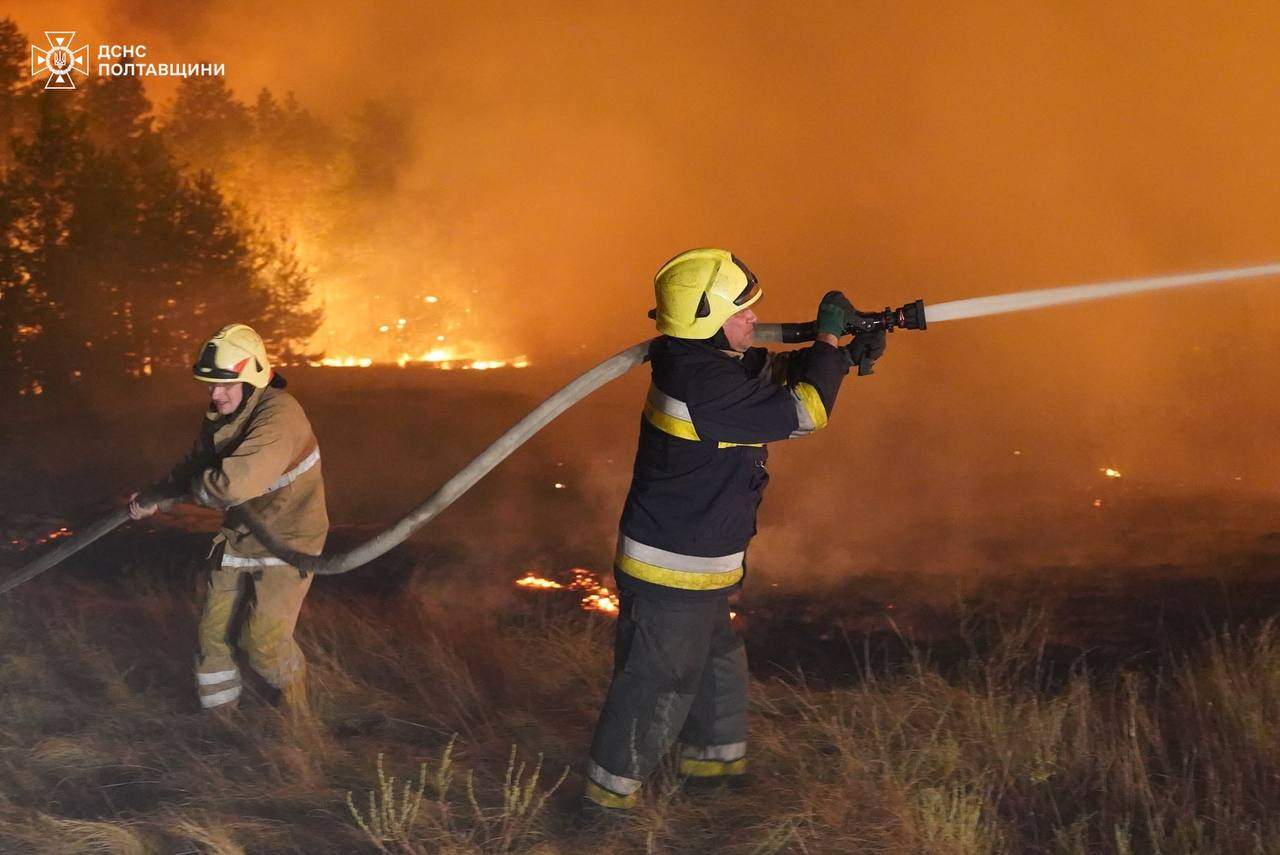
[687,341,850,444]
[190,400,297,509]
[783,339,849,436]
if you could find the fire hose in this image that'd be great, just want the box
[3,261,1277,593]
[0,315,898,591]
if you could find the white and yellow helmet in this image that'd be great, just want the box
[192,323,272,388]
[651,248,762,339]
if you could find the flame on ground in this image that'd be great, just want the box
[315,356,374,368]
[515,573,563,590]
[516,568,739,621]
[7,526,73,551]
[516,568,619,616]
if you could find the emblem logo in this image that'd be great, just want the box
[31,31,90,90]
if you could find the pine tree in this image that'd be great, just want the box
[2,72,322,395]
[248,224,323,361]
[0,95,92,394]
[81,73,152,154]
[163,76,252,176]
[0,18,38,171]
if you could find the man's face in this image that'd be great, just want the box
[721,307,758,352]
[208,381,244,415]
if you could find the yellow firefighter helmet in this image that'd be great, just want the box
[192,323,272,388]
[651,248,762,339]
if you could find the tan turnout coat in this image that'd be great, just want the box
[156,383,328,563]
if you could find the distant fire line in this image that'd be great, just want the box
[312,351,530,370]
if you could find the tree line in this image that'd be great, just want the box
[0,18,324,397]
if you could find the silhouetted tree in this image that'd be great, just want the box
[1,40,321,396]
[345,98,414,195]
[0,96,91,394]
[81,74,152,153]
[248,225,323,359]
[163,76,252,176]
[0,18,38,170]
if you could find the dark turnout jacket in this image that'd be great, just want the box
[616,336,849,598]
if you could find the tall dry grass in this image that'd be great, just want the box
[4,551,1280,853]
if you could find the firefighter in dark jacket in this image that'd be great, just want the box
[584,247,885,810]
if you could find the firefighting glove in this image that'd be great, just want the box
[845,327,887,376]
[816,291,855,339]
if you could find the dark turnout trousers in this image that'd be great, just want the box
[586,587,748,808]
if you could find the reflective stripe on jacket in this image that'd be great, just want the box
[616,336,848,596]
[155,383,328,563]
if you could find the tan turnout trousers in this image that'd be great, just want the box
[151,382,327,712]
[195,553,313,710]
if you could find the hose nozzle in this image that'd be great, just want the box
[846,299,927,334]
[753,299,928,345]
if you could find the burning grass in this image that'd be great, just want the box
[5,543,1280,853]
[516,568,619,616]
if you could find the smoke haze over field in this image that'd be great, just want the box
[10,2,1279,337]
[6,2,1280,578]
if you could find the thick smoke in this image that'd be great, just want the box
[6,2,1279,587]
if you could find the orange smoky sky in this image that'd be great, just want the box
[8,1,1280,513]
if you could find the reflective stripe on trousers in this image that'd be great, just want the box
[196,665,242,709]
[679,742,748,777]
[198,557,313,707]
[588,588,747,806]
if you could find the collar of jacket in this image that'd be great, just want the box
[656,336,747,362]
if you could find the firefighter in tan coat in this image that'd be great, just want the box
[129,324,328,713]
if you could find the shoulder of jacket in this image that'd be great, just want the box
[253,388,305,422]
[682,352,754,401]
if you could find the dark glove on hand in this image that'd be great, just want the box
[816,290,854,338]
[845,327,887,375]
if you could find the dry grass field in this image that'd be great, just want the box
[3,368,1280,853]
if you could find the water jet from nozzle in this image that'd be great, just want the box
[923,262,1280,324]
